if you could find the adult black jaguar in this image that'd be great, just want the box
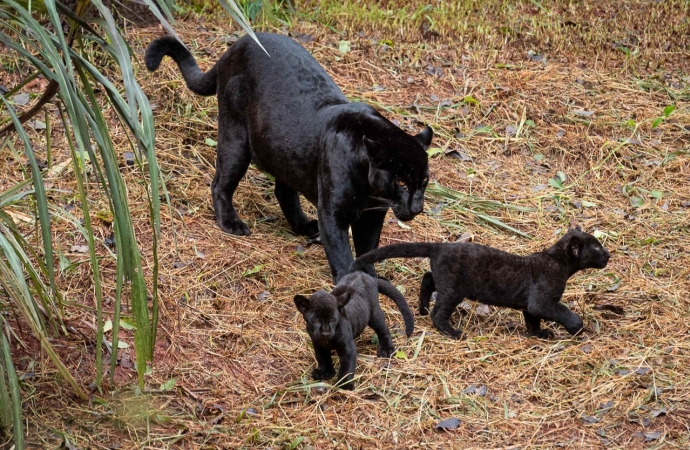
[145,33,433,281]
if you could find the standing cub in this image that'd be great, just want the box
[294,272,413,390]
[351,226,611,339]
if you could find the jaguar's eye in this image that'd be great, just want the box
[422,176,429,185]
[397,179,406,188]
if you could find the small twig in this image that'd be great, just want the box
[0,80,60,137]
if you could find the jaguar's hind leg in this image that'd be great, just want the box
[211,115,251,235]
[274,181,319,237]
[522,311,554,339]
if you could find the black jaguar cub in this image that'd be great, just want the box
[294,271,414,390]
[351,226,611,339]
[145,33,433,282]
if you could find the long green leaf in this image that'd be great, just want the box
[0,219,56,327]
[55,99,105,387]
[0,363,11,437]
[0,323,13,434]
[217,0,269,55]
[138,0,178,40]
[0,228,44,332]
[0,97,58,304]
[135,85,162,358]
[110,219,124,384]
[0,326,24,450]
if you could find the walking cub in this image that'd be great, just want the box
[294,272,413,390]
[351,226,610,339]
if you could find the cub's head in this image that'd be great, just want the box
[364,125,433,221]
[561,225,611,270]
[294,289,352,343]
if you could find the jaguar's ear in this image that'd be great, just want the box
[568,223,583,232]
[363,136,387,168]
[293,295,310,314]
[415,126,433,150]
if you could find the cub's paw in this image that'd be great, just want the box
[218,217,251,236]
[311,367,335,381]
[440,327,464,340]
[295,219,319,238]
[567,326,584,337]
[377,344,395,358]
[565,321,584,336]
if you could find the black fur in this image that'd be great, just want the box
[294,271,414,390]
[145,33,433,282]
[351,226,611,339]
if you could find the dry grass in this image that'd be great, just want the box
[2,0,690,448]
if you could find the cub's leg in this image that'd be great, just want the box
[419,271,436,315]
[311,342,335,380]
[429,279,465,339]
[369,306,395,357]
[351,210,387,277]
[522,311,554,339]
[528,298,583,336]
[274,181,319,237]
[335,340,358,390]
[211,114,251,236]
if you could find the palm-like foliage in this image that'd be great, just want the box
[0,0,259,447]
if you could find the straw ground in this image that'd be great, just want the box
[1,0,689,448]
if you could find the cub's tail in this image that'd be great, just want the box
[145,36,217,96]
[376,279,415,337]
[350,243,441,273]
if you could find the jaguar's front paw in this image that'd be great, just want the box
[340,380,355,390]
[311,367,335,381]
[218,216,251,236]
[295,219,319,238]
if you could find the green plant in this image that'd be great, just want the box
[0,0,257,447]
[651,104,676,128]
[238,0,294,25]
[425,183,535,239]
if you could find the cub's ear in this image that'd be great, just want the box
[567,236,582,259]
[293,295,310,314]
[330,285,349,297]
[330,285,352,308]
[415,126,434,150]
[336,291,352,309]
